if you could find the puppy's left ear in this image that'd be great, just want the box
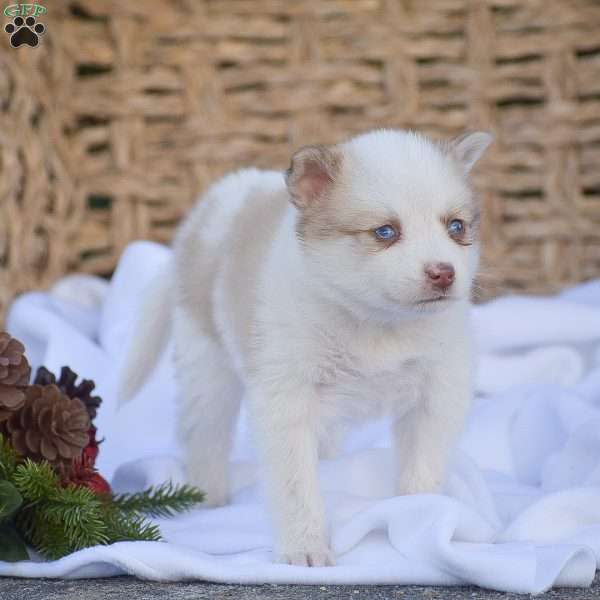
[285,145,341,209]
[448,131,493,174]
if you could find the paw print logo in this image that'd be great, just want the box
[4,15,45,48]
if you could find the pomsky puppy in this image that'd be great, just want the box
[120,129,492,567]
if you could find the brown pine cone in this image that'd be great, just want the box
[34,366,102,421]
[0,386,26,426]
[0,332,31,423]
[5,384,90,466]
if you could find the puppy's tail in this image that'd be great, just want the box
[118,263,173,403]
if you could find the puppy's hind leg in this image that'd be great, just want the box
[173,307,242,507]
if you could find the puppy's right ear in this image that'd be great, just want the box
[285,145,341,209]
[448,131,493,174]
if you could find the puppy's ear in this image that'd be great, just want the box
[285,145,341,209]
[448,131,493,174]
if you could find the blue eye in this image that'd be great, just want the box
[447,219,465,236]
[374,225,398,241]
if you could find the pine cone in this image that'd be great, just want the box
[34,366,102,421]
[5,384,90,466]
[0,332,31,423]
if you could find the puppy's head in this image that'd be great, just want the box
[286,129,492,321]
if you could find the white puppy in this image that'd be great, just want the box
[120,129,492,567]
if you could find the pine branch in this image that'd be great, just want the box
[1,449,198,559]
[102,504,161,543]
[12,459,60,503]
[112,482,204,518]
[0,434,18,480]
[44,485,109,549]
[17,506,72,560]
[14,473,110,558]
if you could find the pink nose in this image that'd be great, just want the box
[425,262,455,291]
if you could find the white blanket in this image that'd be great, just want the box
[2,241,600,594]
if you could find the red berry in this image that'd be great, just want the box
[84,472,111,495]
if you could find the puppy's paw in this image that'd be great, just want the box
[280,548,336,567]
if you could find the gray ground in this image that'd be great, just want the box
[0,577,599,600]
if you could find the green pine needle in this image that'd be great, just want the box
[0,441,203,560]
[44,485,109,549]
[12,460,59,502]
[112,482,205,518]
[0,434,18,480]
[17,507,73,560]
[102,505,162,543]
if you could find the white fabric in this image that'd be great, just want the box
[1,241,599,594]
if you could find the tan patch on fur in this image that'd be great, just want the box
[286,145,343,209]
[441,204,480,247]
[295,173,403,254]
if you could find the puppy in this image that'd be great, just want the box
[120,129,492,567]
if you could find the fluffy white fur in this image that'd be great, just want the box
[119,129,492,567]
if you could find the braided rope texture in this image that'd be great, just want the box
[1,0,599,318]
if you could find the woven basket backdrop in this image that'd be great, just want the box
[1,0,600,319]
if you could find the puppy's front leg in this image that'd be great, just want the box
[250,383,333,567]
[395,351,472,495]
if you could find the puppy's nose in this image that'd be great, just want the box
[425,262,455,291]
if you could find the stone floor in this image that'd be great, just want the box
[1,577,599,600]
